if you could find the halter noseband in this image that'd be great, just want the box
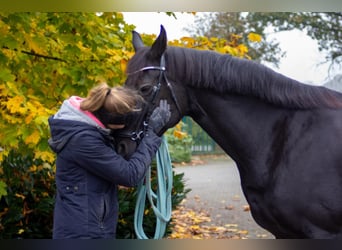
[116,53,181,142]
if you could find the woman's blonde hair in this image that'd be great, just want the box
[80,82,143,115]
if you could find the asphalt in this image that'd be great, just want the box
[173,155,275,239]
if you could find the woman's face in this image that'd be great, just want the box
[107,124,125,130]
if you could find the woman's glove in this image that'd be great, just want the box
[148,99,171,135]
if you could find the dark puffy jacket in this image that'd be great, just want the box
[48,102,161,239]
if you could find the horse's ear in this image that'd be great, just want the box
[147,25,167,60]
[132,31,144,51]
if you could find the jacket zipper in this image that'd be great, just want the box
[99,198,106,230]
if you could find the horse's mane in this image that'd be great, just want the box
[165,46,342,109]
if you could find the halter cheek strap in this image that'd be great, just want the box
[160,55,182,114]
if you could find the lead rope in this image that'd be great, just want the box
[134,136,173,239]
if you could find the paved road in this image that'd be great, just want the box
[174,155,275,239]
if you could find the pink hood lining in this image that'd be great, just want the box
[69,96,106,128]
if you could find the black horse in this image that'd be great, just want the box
[117,25,342,239]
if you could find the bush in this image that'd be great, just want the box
[0,150,190,239]
[0,151,55,239]
[165,122,193,163]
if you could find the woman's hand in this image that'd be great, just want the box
[148,99,171,135]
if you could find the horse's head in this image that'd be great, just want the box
[114,25,189,158]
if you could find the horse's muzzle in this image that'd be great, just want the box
[115,138,138,160]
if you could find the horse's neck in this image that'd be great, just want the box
[188,88,284,173]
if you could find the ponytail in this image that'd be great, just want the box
[80,83,109,112]
[80,82,143,115]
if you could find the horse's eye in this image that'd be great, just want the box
[139,84,154,96]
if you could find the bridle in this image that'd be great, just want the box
[114,53,181,143]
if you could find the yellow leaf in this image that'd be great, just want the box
[116,12,123,19]
[190,225,200,230]
[180,37,194,42]
[42,162,52,169]
[6,81,19,94]
[210,37,219,42]
[15,193,25,200]
[6,96,26,114]
[248,32,262,43]
[24,130,40,145]
[29,165,37,172]
[225,223,238,228]
[118,218,128,225]
[34,151,55,163]
[175,123,182,130]
[180,37,195,47]
[0,84,9,96]
[232,34,242,39]
[0,22,10,36]
[220,45,237,56]
[0,148,8,163]
[237,44,248,55]
[18,229,25,235]
[41,192,49,197]
[232,194,241,201]
[120,59,127,73]
[25,113,34,124]
[2,48,16,60]
[243,205,250,211]
[173,130,187,140]
[24,34,44,54]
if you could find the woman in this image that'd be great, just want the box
[48,83,170,239]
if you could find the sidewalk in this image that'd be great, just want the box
[173,155,275,239]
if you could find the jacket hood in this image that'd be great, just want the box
[48,97,110,153]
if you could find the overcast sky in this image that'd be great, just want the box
[123,12,340,86]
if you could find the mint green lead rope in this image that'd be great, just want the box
[134,136,173,239]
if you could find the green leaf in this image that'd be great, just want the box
[0,181,8,199]
[1,36,19,49]
[0,68,16,82]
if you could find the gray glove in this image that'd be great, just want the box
[149,99,171,135]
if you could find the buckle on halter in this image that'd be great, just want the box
[131,130,144,141]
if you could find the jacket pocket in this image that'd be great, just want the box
[98,196,107,229]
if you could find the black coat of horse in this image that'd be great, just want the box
[118,26,342,239]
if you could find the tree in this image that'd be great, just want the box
[248,12,342,67]
[187,12,342,69]
[185,12,285,66]
[0,12,137,238]
[0,12,134,163]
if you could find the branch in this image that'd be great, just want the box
[2,46,68,63]
[21,50,68,63]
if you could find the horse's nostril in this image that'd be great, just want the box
[115,139,138,160]
[116,142,128,159]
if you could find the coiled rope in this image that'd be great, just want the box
[134,136,173,239]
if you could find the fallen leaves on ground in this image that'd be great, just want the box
[167,200,249,239]
[243,205,251,212]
